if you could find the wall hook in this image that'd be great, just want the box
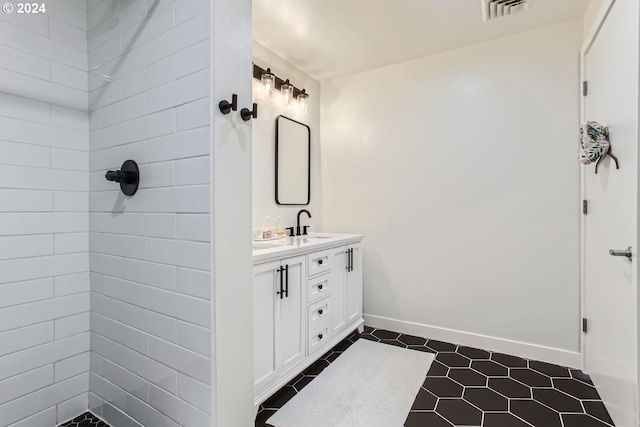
[219,94,238,114]
[580,121,620,174]
[594,127,620,174]
[105,160,140,196]
[241,103,258,121]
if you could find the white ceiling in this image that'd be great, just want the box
[253,0,591,81]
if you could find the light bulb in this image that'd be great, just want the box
[261,68,275,94]
[281,79,293,104]
[297,89,309,113]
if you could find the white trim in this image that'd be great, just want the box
[364,314,581,368]
[582,0,617,56]
[579,0,616,372]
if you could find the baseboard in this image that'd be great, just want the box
[363,314,581,368]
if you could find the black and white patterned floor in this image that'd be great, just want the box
[56,328,615,427]
[255,327,616,427]
[59,412,108,427]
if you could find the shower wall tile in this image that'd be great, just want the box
[0,279,54,308]
[0,6,88,111]
[175,40,209,79]
[55,272,91,296]
[0,333,89,382]
[0,7,90,412]
[0,140,51,168]
[0,323,54,357]
[55,313,91,339]
[0,189,52,212]
[0,365,53,406]
[11,407,57,427]
[54,192,89,212]
[88,2,212,426]
[147,127,210,163]
[56,394,89,425]
[0,253,88,284]
[55,353,91,382]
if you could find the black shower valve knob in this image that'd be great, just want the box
[105,160,140,197]
[105,169,136,184]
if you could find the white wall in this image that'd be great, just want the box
[252,41,321,233]
[212,1,254,424]
[321,20,583,366]
[87,1,213,426]
[0,2,90,426]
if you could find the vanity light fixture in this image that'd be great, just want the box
[261,68,276,94]
[281,79,294,104]
[297,89,309,113]
[252,63,310,113]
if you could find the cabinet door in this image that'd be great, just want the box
[277,255,306,373]
[330,246,349,336]
[253,261,280,393]
[347,243,363,325]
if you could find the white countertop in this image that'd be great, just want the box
[252,232,364,264]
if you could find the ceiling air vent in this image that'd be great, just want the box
[481,0,530,21]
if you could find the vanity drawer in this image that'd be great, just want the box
[308,298,331,330]
[308,324,330,355]
[308,298,331,355]
[307,248,332,277]
[308,273,330,304]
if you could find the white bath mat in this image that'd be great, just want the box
[266,339,434,427]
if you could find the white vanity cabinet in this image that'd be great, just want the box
[329,243,363,337]
[253,255,306,396]
[252,234,364,408]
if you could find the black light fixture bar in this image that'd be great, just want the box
[252,63,307,99]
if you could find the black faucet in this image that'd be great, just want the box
[296,209,311,236]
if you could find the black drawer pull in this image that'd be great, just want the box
[318,284,323,290]
[318,309,323,315]
[318,259,323,265]
[318,333,323,339]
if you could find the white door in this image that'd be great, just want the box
[583,1,638,425]
[277,255,306,373]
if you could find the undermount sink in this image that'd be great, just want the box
[252,242,287,250]
[300,235,333,244]
[252,233,337,250]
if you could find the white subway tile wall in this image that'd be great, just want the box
[87,1,212,427]
[0,1,90,426]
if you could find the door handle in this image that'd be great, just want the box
[349,248,354,272]
[284,265,289,298]
[276,267,284,299]
[609,246,632,261]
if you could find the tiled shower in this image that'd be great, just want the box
[0,1,215,426]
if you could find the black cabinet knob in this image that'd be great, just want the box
[318,284,323,290]
[318,259,323,265]
[318,333,323,339]
[318,309,323,315]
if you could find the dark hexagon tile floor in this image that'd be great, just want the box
[255,327,616,427]
[58,412,109,427]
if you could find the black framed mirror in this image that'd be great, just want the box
[275,115,310,205]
